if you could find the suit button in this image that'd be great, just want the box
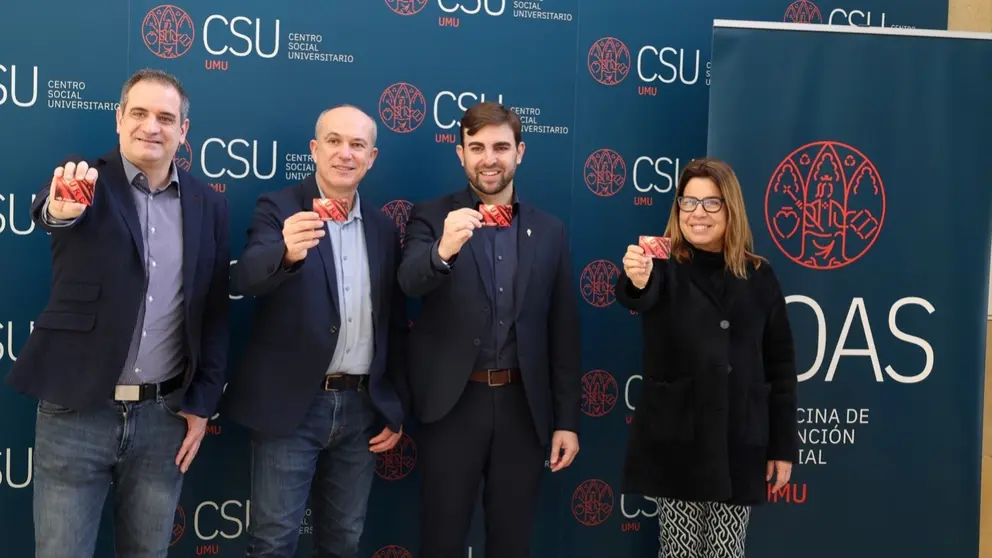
[331,326,338,334]
[473,338,480,346]
[720,320,730,329]
[482,306,489,312]
[727,365,733,373]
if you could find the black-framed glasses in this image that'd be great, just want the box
[677,196,724,213]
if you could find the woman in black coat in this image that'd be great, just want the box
[616,158,798,558]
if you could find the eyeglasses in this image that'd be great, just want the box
[677,196,724,213]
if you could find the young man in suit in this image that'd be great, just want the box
[6,68,231,557]
[398,101,582,557]
[221,104,409,558]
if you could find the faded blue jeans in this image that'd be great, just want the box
[245,388,378,558]
[32,392,188,558]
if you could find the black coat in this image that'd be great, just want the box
[615,247,798,506]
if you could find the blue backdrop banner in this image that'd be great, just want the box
[0,2,949,557]
[706,20,992,557]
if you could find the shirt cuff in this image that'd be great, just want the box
[430,239,453,273]
[41,198,79,226]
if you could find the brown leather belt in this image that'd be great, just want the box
[470,369,519,387]
[322,374,367,391]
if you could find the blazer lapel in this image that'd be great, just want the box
[360,198,382,323]
[513,204,537,319]
[99,151,145,258]
[301,178,340,318]
[452,191,494,296]
[180,183,203,313]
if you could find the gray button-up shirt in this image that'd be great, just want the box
[117,155,186,386]
[42,153,187,386]
[321,189,373,376]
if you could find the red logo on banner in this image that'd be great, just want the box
[379,83,427,133]
[581,370,618,417]
[765,141,885,270]
[768,482,808,503]
[580,260,621,308]
[375,433,417,481]
[142,5,196,59]
[381,200,414,240]
[372,545,414,558]
[783,0,823,23]
[572,479,614,526]
[583,149,627,197]
[170,505,186,546]
[588,38,631,86]
[174,140,193,172]
[385,0,428,15]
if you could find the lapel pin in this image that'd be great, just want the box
[527,228,532,237]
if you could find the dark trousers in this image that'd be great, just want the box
[418,380,546,558]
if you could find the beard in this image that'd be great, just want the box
[468,163,515,196]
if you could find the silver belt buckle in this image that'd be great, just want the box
[114,385,141,401]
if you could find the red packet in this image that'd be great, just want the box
[479,204,513,227]
[53,175,96,206]
[639,235,670,259]
[313,198,351,221]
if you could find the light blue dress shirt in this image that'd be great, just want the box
[321,188,374,376]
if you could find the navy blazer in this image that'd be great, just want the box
[6,145,231,418]
[221,175,410,437]
[397,188,582,446]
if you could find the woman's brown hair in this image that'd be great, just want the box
[663,158,766,278]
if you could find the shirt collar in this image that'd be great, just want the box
[467,184,519,213]
[121,152,181,196]
[319,186,363,223]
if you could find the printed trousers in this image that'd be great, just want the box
[656,498,751,558]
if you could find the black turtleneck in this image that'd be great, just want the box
[687,244,730,305]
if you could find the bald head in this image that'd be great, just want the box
[309,104,380,197]
[315,104,377,147]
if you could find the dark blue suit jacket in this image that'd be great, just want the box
[5,145,231,418]
[397,188,582,446]
[220,176,410,437]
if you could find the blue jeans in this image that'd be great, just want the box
[32,392,188,558]
[245,388,378,558]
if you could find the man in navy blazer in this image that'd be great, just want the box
[398,102,582,558]
[5,69,230,558]
[221,104,409,558]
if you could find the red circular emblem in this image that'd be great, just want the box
[385,0,428,15]
[580,260,621,308]
[375,433,417,481]
[588,38,631,86]
[765,141,885,270]
[170,505,186,546]
[583,149,626,197]
[174,140,192,172]
[372,545,413,558]
[572,479,614,526]
[379,83,427,133]
[142,5,196,59]
[581,370,618,418]
[784,0,823,23]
